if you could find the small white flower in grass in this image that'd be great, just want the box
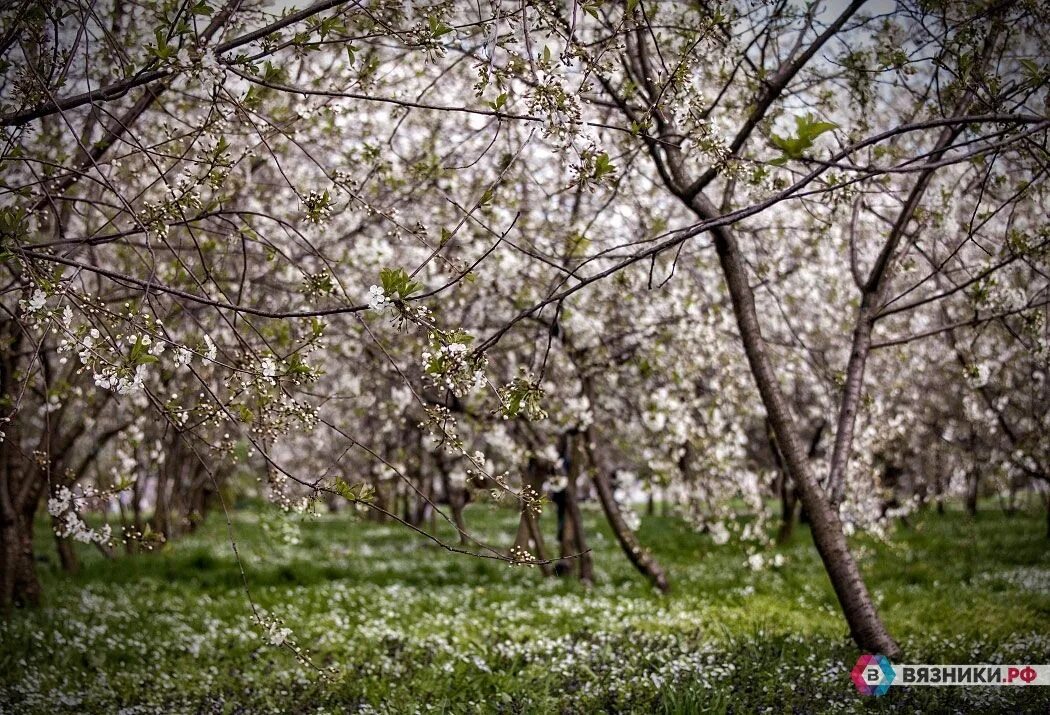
[747,553,765,571]
[710,521,730,545]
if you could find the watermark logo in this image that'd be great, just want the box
[852,657,1049,695]
[851,654,895,696]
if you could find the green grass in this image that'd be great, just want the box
[2,503,1049,713]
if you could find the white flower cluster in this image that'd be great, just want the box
[746,552,786,571]
[613,482,642,532]
[24,288,47,314]
[527,70,583,145]
[47,486,113,545]
[421,339,487,397]
[93,363,149,395]
[367,284,388,312]
[174,346,193,367]
[424,342,485,396]
[256,613,294,647]
[260,356,278,382]
[301,190,332,225]
[203,334,217,361]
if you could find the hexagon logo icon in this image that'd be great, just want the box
[851,654,895,696]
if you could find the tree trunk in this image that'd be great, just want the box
[966,470,980,517]
[582,434,669,593]
[778,479,797,545]
[513,457,552,576]
[1,511,41,611]
[767,419,794,544]
[53,514,80,574]
[438,462,469,545]
[153,466,172,538]
[450,497,468,545]
[695,195,900,657]
[554,432,593,584]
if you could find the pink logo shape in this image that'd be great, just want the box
[852,654,895,696]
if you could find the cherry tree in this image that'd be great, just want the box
[1,0,1046,662]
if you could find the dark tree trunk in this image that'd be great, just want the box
[0,428,47,612]
[768,419,794,544]
[1,508,41,611]
[770,419,823,544]
[554,433,593,584]
[443,473,469,546]
[449,496,468,545]
[966,470,980,517]
[778,480,797,545]
[438,460,470,545]
[401,481,412,524]
[153,466,172,538]
[53,514,80,574]
[513,457,552,576]
[693,194,899,657]
[582,433,669,593]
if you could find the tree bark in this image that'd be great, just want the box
[438,457,470,545]
[582,433,669,593]
[53,514,80,574]
[1,505,41,611]
[513,457,552,576]
[824,20,1004,507]
[692,194,900,656]
[966,469,980,517]
[554,432,593,584]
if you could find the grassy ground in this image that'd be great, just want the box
[1,502,1049,713]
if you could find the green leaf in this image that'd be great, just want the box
[152,29,175,61]
[333,479,376,503]
[0,206,27,239]
[769,113,838,164]
[428,16,453,37]
[593,152,616,181]
[262,60,286,83]
[379,267,422,299]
